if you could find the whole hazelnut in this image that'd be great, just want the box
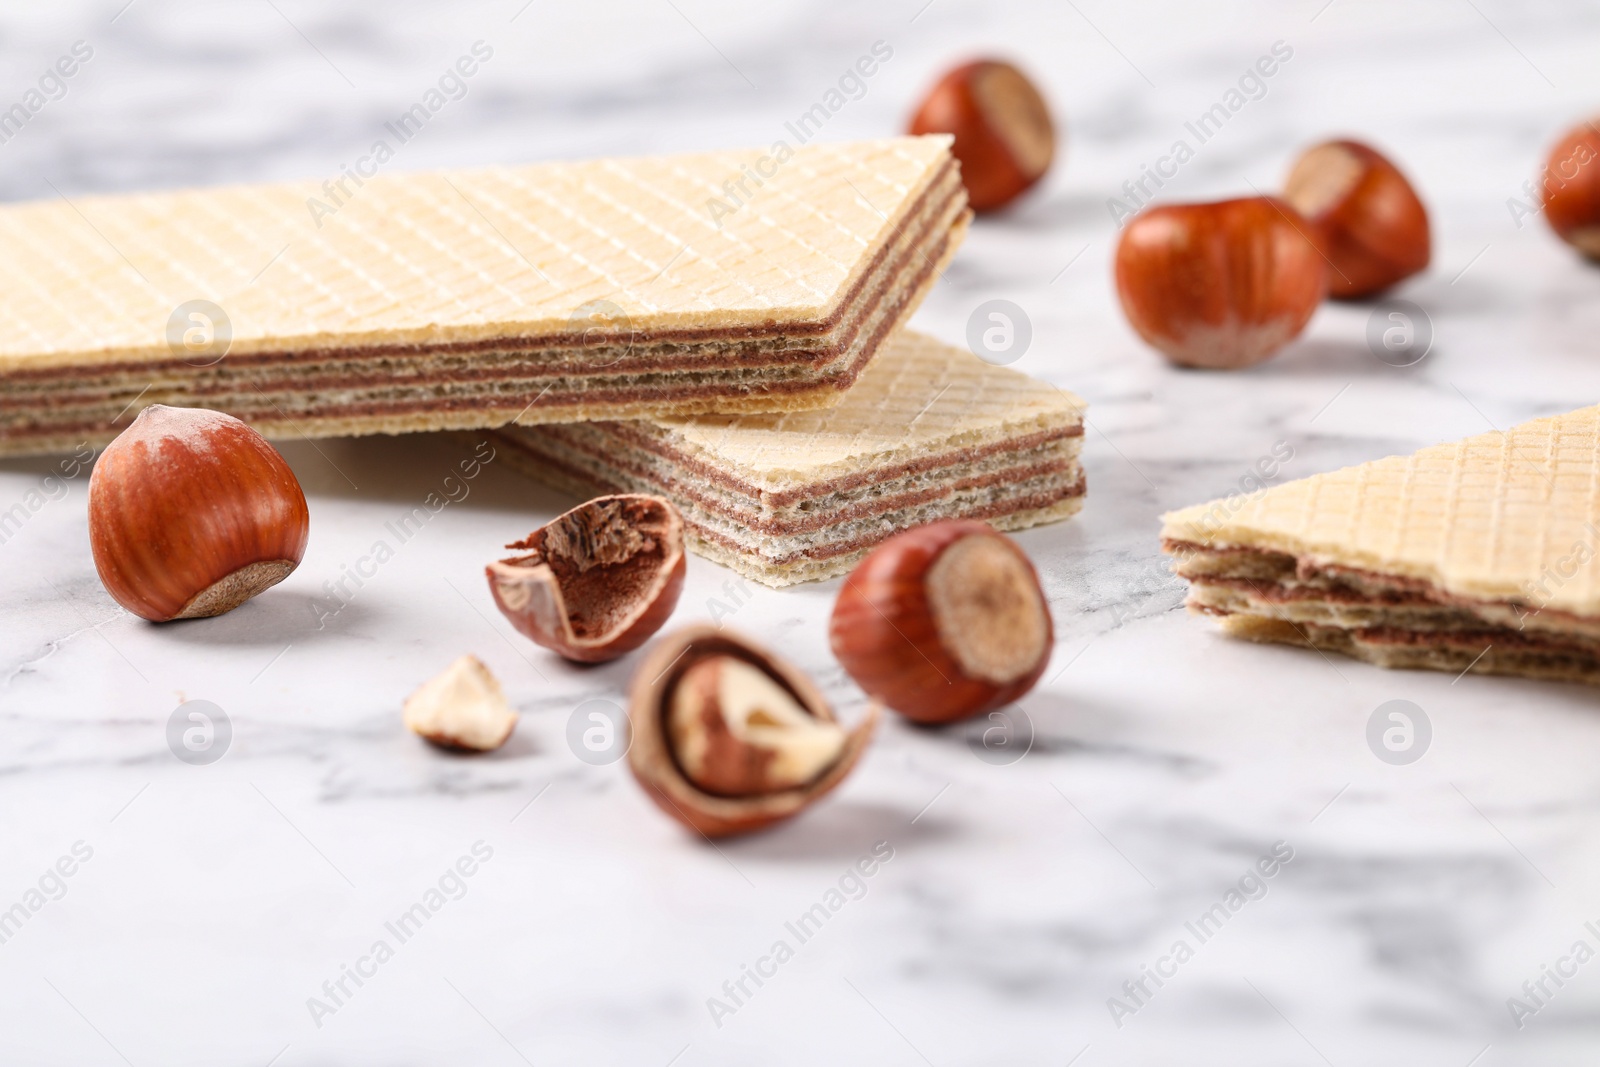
[88,405,309,622]
[1539,119,1600,260]
[486,495,685,663]
[1284,139,1431,298]
[909,59,1056,212]
[1114,196,1328,370]
[630,626,878,837]
[830,520,1051,724]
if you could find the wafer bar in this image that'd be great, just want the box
[0,137,968,456]
[1162,405,1600,685]
[494,330,1086,586]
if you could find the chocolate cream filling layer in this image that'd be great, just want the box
[693,495,1086,587]
[503,421,1084,525]
[1165,539,1600,664]
[1218,615,1600,687]
[1,166,967,454]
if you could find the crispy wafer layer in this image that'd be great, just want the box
[1161,404,1600,685]
[494,330,1087,586]
[0,137,966,455]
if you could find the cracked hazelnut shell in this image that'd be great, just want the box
[629,625,878,837]
[1115,196,1328,369]
[909,59,1055,212]
[669,654,848,797]
[486,495,685,663]
[1285,139,1430,298]
[830,520,1051,724]
[87,405,309,622]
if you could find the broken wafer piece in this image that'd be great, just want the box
[1162,405,1600,685]
[0,137,968,456]
[492,330,1086,587]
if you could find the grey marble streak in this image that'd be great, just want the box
[5,1,1600,1065]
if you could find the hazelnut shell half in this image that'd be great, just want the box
[628,625,879,838]
[486,495,685,663]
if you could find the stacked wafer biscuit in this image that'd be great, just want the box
[0,137,967,455]
[494,331,1086,586]
[6,134,1091,584]
[1162,406,1600,685]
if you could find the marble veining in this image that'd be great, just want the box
[5,0,1600,1064]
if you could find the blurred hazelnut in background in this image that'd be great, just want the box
[910,59,1056,212]
[1285,138,1431,298]
[1115,196,1328,370]
[1540,119,1600,261]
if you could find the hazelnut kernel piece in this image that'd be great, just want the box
[404,655,518,752]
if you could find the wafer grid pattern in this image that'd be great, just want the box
[1163,406,1600,614]
[0,137,952,369]
[650,331,1086,487]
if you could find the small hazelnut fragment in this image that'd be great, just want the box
[669,655,847,796]
[88,405,309,622]
[403,655,518,752]
[909,59,1056,212]
[630,626,878,837]
[1539,119,1600,261]
[1115,196,1328,370]
[830,520,1051,724]
[486,495,685,663]
[1284,139,1430,298]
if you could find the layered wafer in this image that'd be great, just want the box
[1162,406,1600,685]
[0,137,968,456]
[493,330,1086,586]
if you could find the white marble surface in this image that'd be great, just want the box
[6,1,1600,1063]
